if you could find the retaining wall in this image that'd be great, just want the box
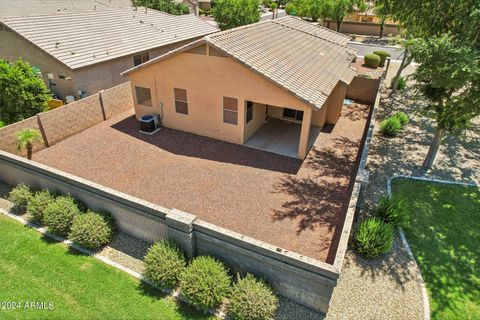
[346,76,381,103]
[0,82,134,153]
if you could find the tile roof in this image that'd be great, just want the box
[0,0,131,17]
[123,17,356,110]
[0,7,218,69]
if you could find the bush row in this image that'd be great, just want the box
[379,112,409,137]
[8,184,115,250]
[354,194,408,259]
[144,241,278,320]
[364,51,391,68]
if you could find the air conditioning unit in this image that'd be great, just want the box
[139,114,161,135]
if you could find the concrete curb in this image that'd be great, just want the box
[0,208,226,319]
[348,41,402,49]
[384,175,480,320]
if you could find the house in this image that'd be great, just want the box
[122,17,356,159]
[0,7,218,101]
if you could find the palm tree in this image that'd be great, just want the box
[16,129,42,160]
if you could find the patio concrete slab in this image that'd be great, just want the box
[245,119,321,158]
[33,103,371,263]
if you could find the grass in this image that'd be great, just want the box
[0,215,214,320]
[0,120,4,128]
[392,179,480,320]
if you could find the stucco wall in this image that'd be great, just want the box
[128,49,312,145]
[0,28,76,99]
[325,82,348,124]
[322,20,400,36]
[74,39,199,97]
[244,102,267,141]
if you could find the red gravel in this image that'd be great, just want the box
[34,104,370,263]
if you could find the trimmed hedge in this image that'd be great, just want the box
[228,274,278,320]
[180,256,231,310]
[379,117,402,136]
[144,241,186,288]
[7,183,32,210]
[68,211,113,250]
[354,217,394,258]
[364,53,381,68]
[376,195,408,227]
[373,50,391,67]
[27,189,56,223]
[43,195,81,236]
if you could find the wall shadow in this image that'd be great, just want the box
[111,115,303,174]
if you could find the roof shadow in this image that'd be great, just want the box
[111,115,303,174]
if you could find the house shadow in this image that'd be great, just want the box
[111,115,303,174]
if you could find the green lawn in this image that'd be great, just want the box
[393,179,480,320]
[0,215,213,320]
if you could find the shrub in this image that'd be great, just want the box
[180,256,231,310]
[228,274,278,320]
[96,209,116,233]
[391,75,407,91]
[376,195,408,227]
[144,241,186,288]
[373,50,391,67]
[354,217,394,258]
[364,53,381,68]
[379,117,402,137]
[43,195,81,236]
[68,211,113,250]
[27,189,56,223]
[393,112,409,127]
[7,183,32,210]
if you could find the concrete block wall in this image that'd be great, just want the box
[0,116,45,155]
[322,20,400,36]
[0,81,134,155]
[346,76,381,103]
[38,93,104,146]
[100,82,134,119]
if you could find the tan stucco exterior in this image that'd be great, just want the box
[0,26,200,100]
[127,45,347,158]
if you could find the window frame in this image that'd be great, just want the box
[282,108,304,122]
[223,97,238,125]
[133,52,150,66]
[134,86,153,107]
[174,88,189,115]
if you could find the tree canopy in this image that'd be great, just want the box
[132,0,190,15]
[0,59,50,125]
[211,0,260,30]
[323,0,366,31]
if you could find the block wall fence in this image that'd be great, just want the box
[0,76,381,314]
[0,82,133,154]
[321,20,400,36]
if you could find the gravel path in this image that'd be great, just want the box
[326,62,479,319]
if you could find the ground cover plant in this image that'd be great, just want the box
[393,179,480,319]
[354,217,394,258]
[0,215,212,320]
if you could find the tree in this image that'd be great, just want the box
[388,0,480,169]
[286,0,327,22]
[410,36,480,169]
[16,128,42,160]
[390,36,415,93]
[0,59,50,125]
[323,0,366,31]
[132,0,190,15]
[374,0,394,38]
[211,0,260,31]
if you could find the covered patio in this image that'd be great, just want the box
[245,118,322,158]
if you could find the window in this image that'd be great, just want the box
[223,97,238,125]
[174,88,188,114]
[133,52,149,66]
[283,108,303,121]
[135,86,152,107]
[246,101,254,123]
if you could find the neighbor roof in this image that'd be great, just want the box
[0,7,218,69]
[123,16,356,110]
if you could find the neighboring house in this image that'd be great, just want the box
[346,6,397,25]
[175,0,199,15]
[0,0,132,17]
[0,7,218,101]
[122,17,356,159]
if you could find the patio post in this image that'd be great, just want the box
[297,108,312,159]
